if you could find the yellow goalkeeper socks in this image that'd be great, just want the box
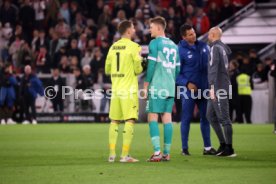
[109,122,119,156]
[121,122,134,157]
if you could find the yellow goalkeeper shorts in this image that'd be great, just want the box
[109,93,139,121]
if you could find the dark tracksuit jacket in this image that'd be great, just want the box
[20,74,44,120]
[48,76,65,112]
[206,40,233,145]
[0,74,17,108]
[176,40,211,149]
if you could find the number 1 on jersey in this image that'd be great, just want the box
[116,52,120,72]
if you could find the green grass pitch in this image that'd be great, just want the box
[0,123,276,184]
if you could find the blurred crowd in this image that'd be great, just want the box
[4,0,273,124]
[227,50,276,124]
[0,0,252,76]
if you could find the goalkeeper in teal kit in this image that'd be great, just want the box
[143,16,180,162]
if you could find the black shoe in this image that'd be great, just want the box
[203,148,217,155]
[217,146,236,157]
[215,144,226,156]
[181,149,190,156]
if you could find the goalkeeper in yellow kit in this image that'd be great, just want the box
[105,20,143,163]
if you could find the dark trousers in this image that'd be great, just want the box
[23,95,36,121]
[229,99,235,121]
[0,106,13,120]
[236,95,252,123]
[51,97,64,112]
[180,97,211,149]
[173,97,182,122]
[229,95,239,122]
[207,97,233,145]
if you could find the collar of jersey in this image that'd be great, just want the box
[121,37,131,41]
[156,36,168,39]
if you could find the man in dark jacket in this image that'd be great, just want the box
[48,68,65,112]
[176,24,216,156]
[20,65,44,125]
[229,60,240,121]
[0,0,17,27]
[18,0,35,43]
[206,27,236,157]
[0,64,17,125]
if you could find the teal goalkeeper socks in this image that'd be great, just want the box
[149,121,160,152]
[164,123,173,155]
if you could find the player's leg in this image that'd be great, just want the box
[206,99,225,155]
[146,95,163,162]
[197,99,216,155]
[147,112,162,161]
[211,98,235,157]
[108,120,119,162]
[160,97,174,161]
[180,97,195,155]
[119,94,139,162]
[219,97,235,157]
[108,95,122,162]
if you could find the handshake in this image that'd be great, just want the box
[141,57,148,71]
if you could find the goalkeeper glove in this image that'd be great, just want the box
[142,57,148,72]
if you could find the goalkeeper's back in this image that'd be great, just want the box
[105,37,143,95]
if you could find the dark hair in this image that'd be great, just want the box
[52,67,59,70]
[73,68,80,72]
[179,24,193,36]
[249,49,256,53]
[265,57,272,61]
[2,63,12,73]
[243,55,250,60]
[39,29,45,33]
[118,20,133,35]
[230,60,239,68]
[149,16,166,30]
[4,63,12,69]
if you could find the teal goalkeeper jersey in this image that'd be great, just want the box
[145,37,180,97]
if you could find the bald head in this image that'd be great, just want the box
[24,65,32,75]
[83,64,91,75]
[208,27,222,43]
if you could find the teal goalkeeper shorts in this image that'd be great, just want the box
[146,95,174,113]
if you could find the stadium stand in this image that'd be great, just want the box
[1,0,275,123]
[200,1,276,123]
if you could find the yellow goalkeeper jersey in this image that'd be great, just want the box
[105,38,143,95]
